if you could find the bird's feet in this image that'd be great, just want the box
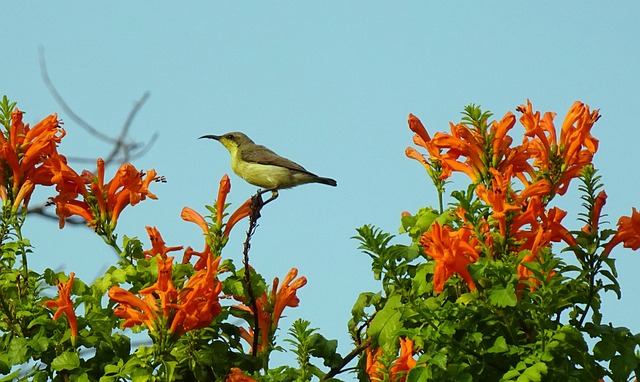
[257,189,279,205]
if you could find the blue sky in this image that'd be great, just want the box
[4,2,640,378]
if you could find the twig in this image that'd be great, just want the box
[242,189,278,356]
[39,47,117,144]
[243,192,264,356]
[31,49,157,224]
[322,338,371,380]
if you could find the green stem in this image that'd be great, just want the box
[577,254,601,327]
[13,215,29,297]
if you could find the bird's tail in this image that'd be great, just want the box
[315,176,337,187]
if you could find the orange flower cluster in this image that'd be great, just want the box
[235,268,307,352]
[0,107,160,228]
[518,100,599,196]
[0,109,65,210]
[420,222,479,294]
[43,273,78,340]
[108,251,224,335]
[407,101,603,293]
[109,174,253,336]
[182,174,252,270]
[142,226,184,259]
[366,337,417,382]
[50,158,159,230]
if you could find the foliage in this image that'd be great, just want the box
[0,97,341,382]
[352,101,640,381]
[2,96,640,382]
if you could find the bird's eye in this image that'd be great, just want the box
[226,134,234,139]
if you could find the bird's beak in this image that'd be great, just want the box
[199,134,221,141]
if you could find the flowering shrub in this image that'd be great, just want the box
[1,95,639,381]
[0,97,323,381]
[352,101,640,381]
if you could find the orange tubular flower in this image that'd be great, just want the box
[420,222,479,294]
[107,163,159,225]
[408,113,440,158]
[510,199,576,292]
[223,199,252,238]
[235,268,307,352]
[583,190,607,233]
[431,123,485,183]
[518,100,600,195]
[1,109,66,209]
[271,268,307,329]
[181,206,210,234]
[52,158,160,229]
[475,168,521,237]
[169,255,224,335]
[367,337,418,382]
[226,368,258,382]
[405,114,451,180]
[181,207,212,270]
[109,286,158,331]
[139,256,179,318]
[43,273,78,340]
[603,208,640,257]
[217,174,231,223]
[142,226,183,259]
[110,255,224,335]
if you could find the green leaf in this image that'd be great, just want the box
[431,352,448,370]
[488,284,517,307]
[517,362,547,381]
[407,366,429,382]
[0,371,20,382]
[593,338,617,360]
[412,264,431,295]
[309,333,343,369]
[7,337,28,364]
[51,351,80,371]
[72,373,91,382]
[350,292,381,324]
[368,294,403,349]
[487,336,508,353]
[456,292,475,305]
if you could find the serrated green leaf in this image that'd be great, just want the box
[51,351,80,371]
[431,352,448,370]
[489,284,517,307]
[7,337,28,364]
[487,336,509,353]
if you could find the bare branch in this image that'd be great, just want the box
[31,50,157,225]
[39,47,117,144]
[103,91,151,165]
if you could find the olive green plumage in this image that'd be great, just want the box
[200,132,337,190]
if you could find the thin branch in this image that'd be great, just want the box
[39,47,117,144]
[31,50,157,225]
[322,338,371,380]
[242,189,278,357]
[103,91,151,164]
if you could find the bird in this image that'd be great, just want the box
[200,132,337,193]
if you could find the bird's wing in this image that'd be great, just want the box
[241,145,318,175]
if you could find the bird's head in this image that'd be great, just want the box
[199,132,254,154]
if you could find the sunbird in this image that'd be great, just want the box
[200,132,337,192]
